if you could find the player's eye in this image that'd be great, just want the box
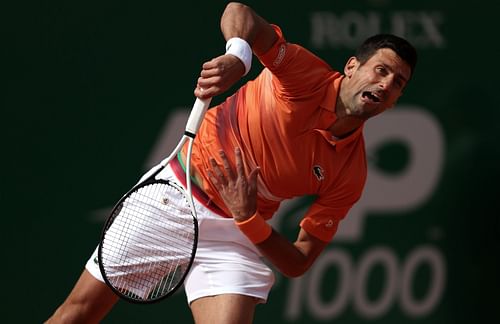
[376,66,387,75]
[394,78,405,89]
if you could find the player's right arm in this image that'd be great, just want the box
[219,2,277,56]
[194,2,278,99]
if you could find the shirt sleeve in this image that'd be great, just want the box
[256,25,334,100]
[300,202,352,242]
[300,163,367,242]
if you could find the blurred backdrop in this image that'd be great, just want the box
[2,0,499,323]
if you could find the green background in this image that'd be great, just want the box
[2,0,499,323]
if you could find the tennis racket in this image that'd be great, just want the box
[98,97,211,303]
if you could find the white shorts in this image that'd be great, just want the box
[86,162,275,304]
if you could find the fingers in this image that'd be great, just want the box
[235,147,245,177]
[194,57,224,98]
[208,156,227,188]
[200,59,222,78]
[219,150,235,180]
[195,78,221,99]
[194,55,244,99]
[234,147,260,184]
[206,148,260,192]
[206,150,235,189]
[247,166,260,196]
[194,83,216,99]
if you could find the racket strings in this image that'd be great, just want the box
[100,182,196,301]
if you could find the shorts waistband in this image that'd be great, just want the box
[170,155,229,218]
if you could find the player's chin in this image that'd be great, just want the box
[366,105,390,119]
[355,103,387,120]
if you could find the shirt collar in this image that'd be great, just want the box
[317,74,364,151]
[315,125,364,151]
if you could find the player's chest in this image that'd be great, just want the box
[263,138,352,197]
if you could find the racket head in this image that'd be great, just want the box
[98,178,198,303]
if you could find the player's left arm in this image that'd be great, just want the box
[257,227,328,278]
[207,147,329,277]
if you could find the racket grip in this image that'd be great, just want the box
[185,97,212,136]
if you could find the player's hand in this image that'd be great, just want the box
[194,54,245,99]
[206,147,259,222]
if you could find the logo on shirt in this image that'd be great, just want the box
[313,165,325,181]
[273,43,286,67]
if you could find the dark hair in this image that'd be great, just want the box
[355,34,417,76]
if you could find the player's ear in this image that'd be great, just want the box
[344,56,358,78]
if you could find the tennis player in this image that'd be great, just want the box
[46,2,417,323]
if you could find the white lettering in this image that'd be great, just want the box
[400,245,446,317]
[310,11,446,49]
[336,107,445,241]
[354,247,398,318]
[284,245,446,320]
[308,249,352,319]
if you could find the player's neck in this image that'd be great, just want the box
[329,100,363,138]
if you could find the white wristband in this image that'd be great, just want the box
[225,37,252,76]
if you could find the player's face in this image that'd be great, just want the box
[342,48,411,120]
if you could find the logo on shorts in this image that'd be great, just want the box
[313,165,325,181]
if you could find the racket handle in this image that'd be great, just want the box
[185,97,212,136]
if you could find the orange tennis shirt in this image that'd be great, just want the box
[187,25,367,242]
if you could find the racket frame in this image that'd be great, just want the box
[97,97,211,303]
